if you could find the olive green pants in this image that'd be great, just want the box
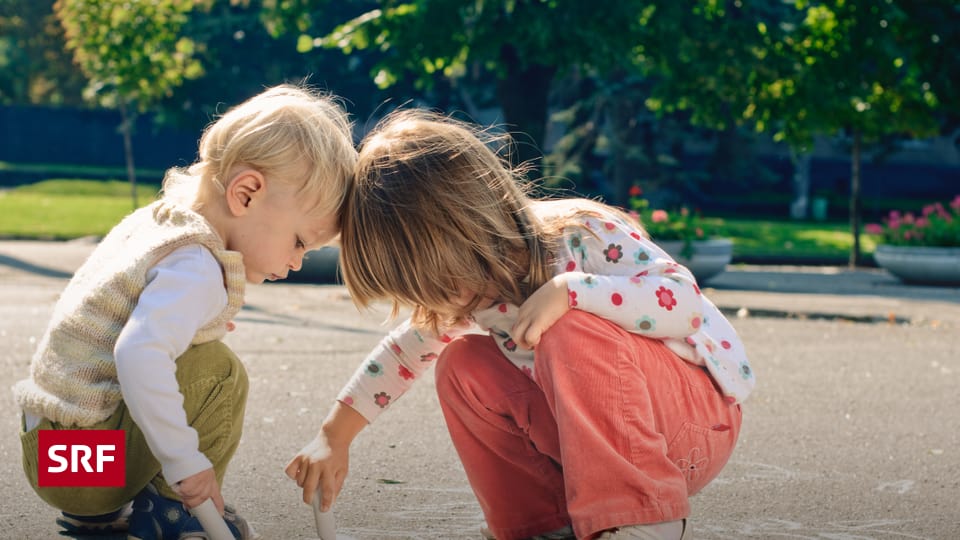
[20,341,249,515]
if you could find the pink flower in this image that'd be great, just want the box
[651,209,669,223]
[656,286,677,311]
[865,223,884,235]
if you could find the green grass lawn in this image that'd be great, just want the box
[715,217,877,261]
[0,179,877,261]
[0,180,161,240]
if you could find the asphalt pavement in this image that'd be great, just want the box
[2,239,959,539]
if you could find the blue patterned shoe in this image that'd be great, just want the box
[56,503,131,536]
[176,504,260,540]
[126,483,259,540]
[126,484,190,540]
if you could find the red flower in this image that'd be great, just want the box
[398,365,414,380]
[656,286,677,311]
[629,185,643,197]
[568,290,578,307]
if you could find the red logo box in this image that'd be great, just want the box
[37,430,126,487]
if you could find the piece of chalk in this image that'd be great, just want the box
[191,499,235,540]
[311,490,337,540]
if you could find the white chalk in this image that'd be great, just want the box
[311,490,337,540]
[191,499,235,540]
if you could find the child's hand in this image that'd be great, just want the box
[285,433,350,511]
[512,275,570,349]
[174,468,223,513]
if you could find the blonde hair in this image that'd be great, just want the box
[162,84,356,217]
[341,109,565,330]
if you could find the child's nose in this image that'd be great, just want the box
[289,252,304,271]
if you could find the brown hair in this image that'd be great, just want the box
[340,109,567,330]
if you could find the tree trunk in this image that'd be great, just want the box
[496,44,555,179]
[119,99,138,210]
[848,130,863,268]
[789,149,811,220]
[606,92,644,207]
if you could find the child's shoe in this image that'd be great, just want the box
[127,484,191,539]
[177,504,260,540]
[56,503,132,535]
[126,483,259,540]
[597,519,688,540]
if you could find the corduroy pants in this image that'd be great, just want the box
[435,310,741,540]
[20,340,248,515]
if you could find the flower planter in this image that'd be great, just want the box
[658,238,734,283]
[873,245,960,286]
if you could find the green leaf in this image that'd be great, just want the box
[296,33,314,53]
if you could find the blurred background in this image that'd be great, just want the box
[1,0,958,269]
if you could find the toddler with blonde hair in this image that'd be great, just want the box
[14,84,356,539]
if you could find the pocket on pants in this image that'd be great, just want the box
[665,421,735,495]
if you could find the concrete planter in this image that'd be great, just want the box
[874,245,960,286]
[658,238,734,283]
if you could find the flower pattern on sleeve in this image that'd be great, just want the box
[603,243,624,263]
[656,287,677,311]
[556,211,755,403]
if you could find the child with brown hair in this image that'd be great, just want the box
[287,109,754,540]
[14,84,356,539]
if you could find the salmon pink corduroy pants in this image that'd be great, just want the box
[435,310,741,540]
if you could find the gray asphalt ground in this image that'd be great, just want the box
[2,238,960,540]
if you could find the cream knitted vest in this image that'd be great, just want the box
[13,200,246,427]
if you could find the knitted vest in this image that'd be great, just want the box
[13,200,246,427]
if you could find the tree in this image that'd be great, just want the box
[55,0,203,207]
[752,0,941,266]
[892,0,960,133]
[627,1,949,266]
[544,1,794,206]
[283,0,643,176]
[0,0,86,106]
[156,1,404,134]
[612,1,795,206]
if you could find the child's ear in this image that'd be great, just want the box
[225,169,266,217]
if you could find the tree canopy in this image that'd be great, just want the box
[287,0,645,174]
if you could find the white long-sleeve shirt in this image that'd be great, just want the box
[339,205,754,424]
[114,245,228,485]
[25,245,227,485]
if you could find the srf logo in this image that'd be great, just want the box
[37,430,126,487]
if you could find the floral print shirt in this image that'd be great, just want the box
[338,207,755,423]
